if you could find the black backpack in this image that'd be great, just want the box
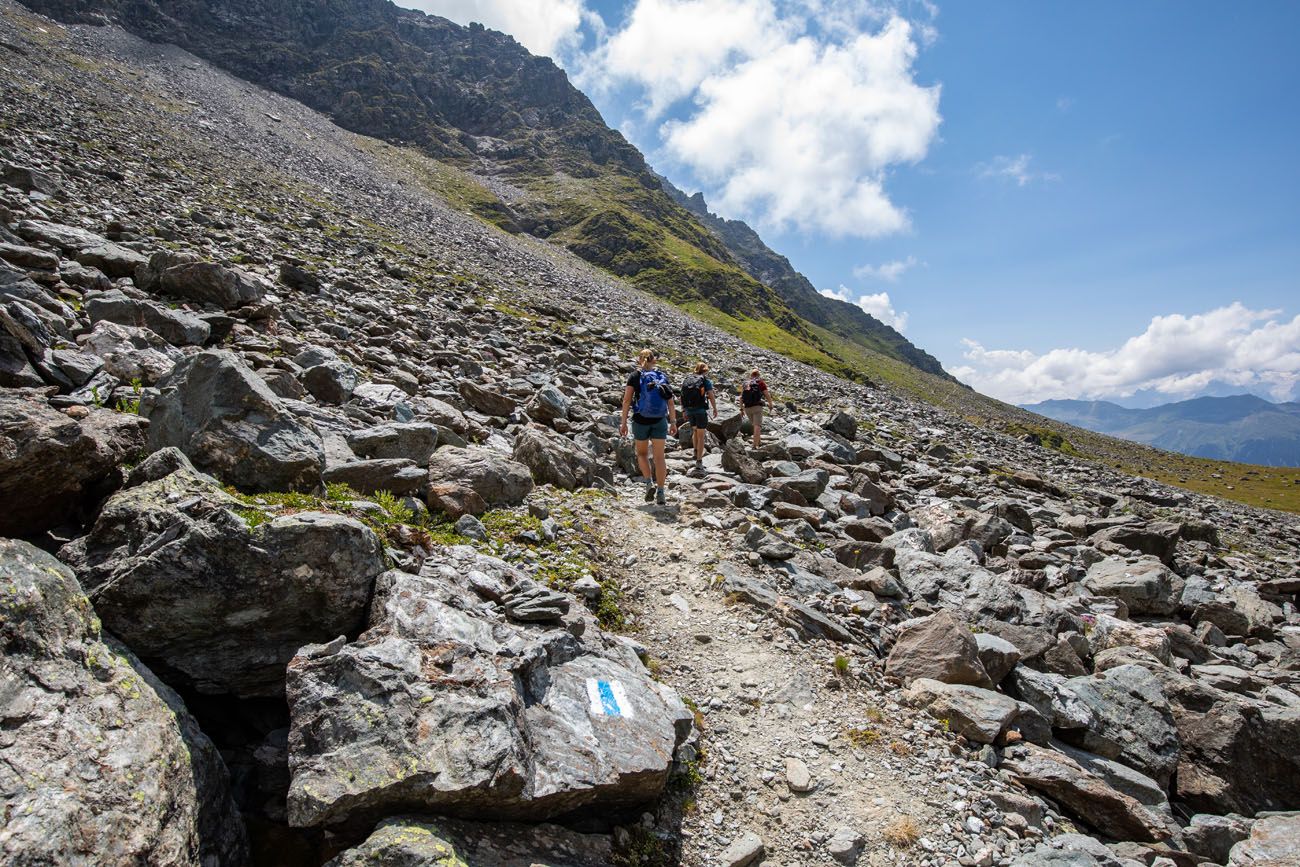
[742,379,765,407]
[680,374,707,409]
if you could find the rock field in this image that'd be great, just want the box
[1,4,1299,866]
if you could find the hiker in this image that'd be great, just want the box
[740,368,773,448]
[620,348,678,505]
[679,362,718,472]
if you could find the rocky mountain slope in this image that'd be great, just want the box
[1026,396,1300,468]
[2,4,1300,867]
[19,0,948,386]
[659,175,950,379]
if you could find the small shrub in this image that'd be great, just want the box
[865,705,884,723]
[889,740,912,757]
[833,654,850,675]
[846,727,880,748]
[882,816,920,848]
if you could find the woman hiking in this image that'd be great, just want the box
[740,368,773,449]
[679,362,718,472]
[620,348,678,505]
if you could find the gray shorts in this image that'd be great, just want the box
[744,405,764,424]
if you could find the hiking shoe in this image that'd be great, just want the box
[644,482,655,502]
[694,459,704,471]
[655,487,666,506]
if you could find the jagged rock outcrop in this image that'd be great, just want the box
[0,389,146,537]
[143,348,326,492]
[286,547,693,828]
[0,539,246,865]
[59,464,384,696]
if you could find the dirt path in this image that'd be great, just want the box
[599,479,1038,867]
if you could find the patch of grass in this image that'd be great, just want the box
[882,816,920,848]
[114,377,143,414]
[865,705,884,724]
[846,727,881,748]
[889,740,912,757]
[613,824,674,867]
[832,654,850,676]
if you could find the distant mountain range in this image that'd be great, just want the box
[1024,395,1300,466]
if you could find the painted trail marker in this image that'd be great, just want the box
[586,678,634,719]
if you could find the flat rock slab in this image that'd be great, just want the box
[325,816,615,866]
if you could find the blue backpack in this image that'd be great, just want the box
[634,369,671,418]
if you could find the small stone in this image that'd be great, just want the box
[785,756,814,792]
[720,831,764,867]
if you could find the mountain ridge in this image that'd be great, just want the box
[1025,394,1300,467]
[22,0,949,385]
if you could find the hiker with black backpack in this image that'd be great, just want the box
[679,362,717,472]
[620,348,678,505]
[740,368,773,449]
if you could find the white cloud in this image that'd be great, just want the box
[582,0,791,118]
[853,255,917,282]
[951,303,1300,405]
[400,0,589,58]
[661,16,941,237]
[821,285,909,331]
[977,153,1059,187]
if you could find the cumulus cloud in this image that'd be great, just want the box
[400,0,589,58]
[663,17,941,237]
[853,255,917,282]
[951,303,1300,404]
[580,1,940,238]
[977,153,1059,187]
[821,285,909,331]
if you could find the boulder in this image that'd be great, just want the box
[708,405,744,441]
[323,458,426,496]
[85,288,210,346]
[459,380,516,416]
[285,548,693,828]
[1006,668,1096,731]
[1064,665,1180,788]
[17,219,146,278]
[427,446,534,516]
[887,611,993,688]
[512,425,610,491]
[902,678,1019,744]
[79,319,184,384]
[1002,743,1171,843]
[975,632,1022,684]
[1228,814,1300,866]
[1083,558,1181,616]
[143,349,325,492]
[1184,814,1252,864]
[823,410,857,440]
[527,384,571,424]
[1174,696,1300,816]
[0,540,246,865]
[302,359,358,405]
[1087,522,1181,564]
[135,250,269,309]
[325,816,615,866]
[0,390,146,537]
[347,422,439,465]
[59,466,384,697]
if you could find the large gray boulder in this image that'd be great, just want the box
[1083,558,1182,617]
[85,288,210,346]
[0,540,246,865]
[59,465,384,697]
[325,816,615,867]
[1064,665,1180,788]
[323,458,426,496]
[79,319,184,384]
[135,249,269,309]
[1006,667,1096,732]
[17,219,147,278]
[427,446,534,518]
[1002,743,1171,844]
[526,384,571,425]
[886,611,993,688]
[0,390,146,537]
[347,422,440,465]
[286,547,693,828]
[902,678,1019,744]
[512,425,611,491]
[143,349,325,492]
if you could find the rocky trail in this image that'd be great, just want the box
[2,4,1300,867]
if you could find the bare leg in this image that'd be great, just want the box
[651,438,668,486]
[635,439,652,480]
[693,427,705,460]
[752,415,762,449]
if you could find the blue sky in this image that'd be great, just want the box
[406,1,1300,406]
